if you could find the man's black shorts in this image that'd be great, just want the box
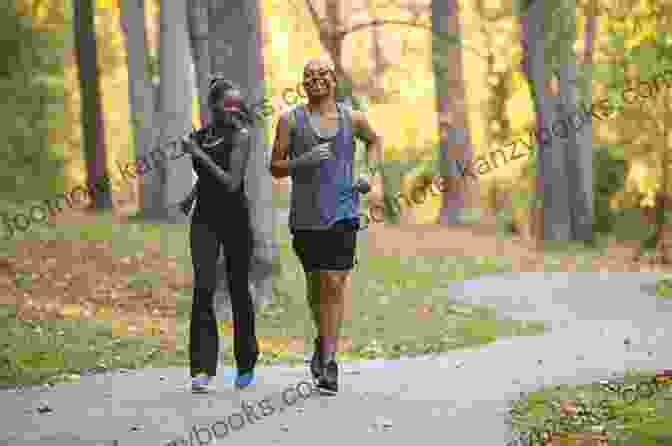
[291,220,358,272]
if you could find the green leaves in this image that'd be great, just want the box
[613,208,655,243]
[655,278,672,298]
[628,46,660,78]
[608,31,627,53]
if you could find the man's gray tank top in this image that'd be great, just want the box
[285,103,359,231]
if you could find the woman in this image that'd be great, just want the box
[181,75,258,392]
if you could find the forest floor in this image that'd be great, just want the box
[3,207,670,326]
[2,207,672,335]
[1,203,671,387]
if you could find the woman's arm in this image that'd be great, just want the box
[227,130,252,192]
[182,132,235,190]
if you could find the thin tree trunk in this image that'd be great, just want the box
[520,0,572,242]
[367,0,387,102]
[209,0,274,308]
[576,0,598,241]
[74,0,113,210]
[156,0,196,222]
[120,0,158,215]
[431,0,477,224]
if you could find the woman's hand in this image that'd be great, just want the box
[181,130,198,154]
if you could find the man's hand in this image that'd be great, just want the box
[302,142,334,164]
[287,142,333,170]
[352,110,384,201]
[353,176,371,194]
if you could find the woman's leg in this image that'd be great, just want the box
[223,220,258,372]
[189,219,222,377]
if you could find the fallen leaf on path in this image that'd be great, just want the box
[415,304,433,320]
[559,399,578,416]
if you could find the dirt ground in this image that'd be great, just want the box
[365,220,670,273]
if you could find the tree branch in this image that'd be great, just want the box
[302,0,324,31]
[341,18,489,59]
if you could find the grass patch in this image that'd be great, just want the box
[655,278,672,298]
[509,370,672,445]
[0,303,187,388]
[0,208,546,387]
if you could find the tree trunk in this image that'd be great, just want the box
[209,0,274,308]
[74,0,113,210]
[120,0,158,215]
[187,0,210,126]
[156,0,196,222]
[656,110,672,263]
[561,0,594,243]
[366,0,388,102]
[578,0,598,241]
[431,0,477,224]
[520,0,572,242]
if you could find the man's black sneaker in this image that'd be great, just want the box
[316,359,338,395]
[310,337,323,382]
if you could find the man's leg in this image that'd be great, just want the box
[305,269,323,380]
[318,269,350,360]
[293,232,322,372]
[318,222,357,362]
[305,270,321,331]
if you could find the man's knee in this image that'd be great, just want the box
[323,271,347,295]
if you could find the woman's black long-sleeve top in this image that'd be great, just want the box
[190,126,250,225]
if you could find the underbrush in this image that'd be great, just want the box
[0,212,546,388]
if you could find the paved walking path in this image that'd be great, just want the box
[2,272,671,446]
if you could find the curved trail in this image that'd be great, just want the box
[2,272,671,445]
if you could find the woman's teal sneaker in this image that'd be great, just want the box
[235,369,255,389]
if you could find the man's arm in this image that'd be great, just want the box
[352,110,384,189]
[269,114,292,178]
[269,112,332,177]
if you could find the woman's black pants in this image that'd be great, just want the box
[189,209,258,377]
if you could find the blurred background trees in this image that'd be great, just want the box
[2,0,672,261]
[0,0,70,202]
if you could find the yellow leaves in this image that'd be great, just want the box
[97,0,119,11]
[258,336,305,354]
[216,322,354,355]
[510,70,529,94]
[32,0,50,22]
[61,303,82,320]
[111,318,128,337]
[625,16,658,48]
[217,320,233,337]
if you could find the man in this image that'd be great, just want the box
[269,57,383,394]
